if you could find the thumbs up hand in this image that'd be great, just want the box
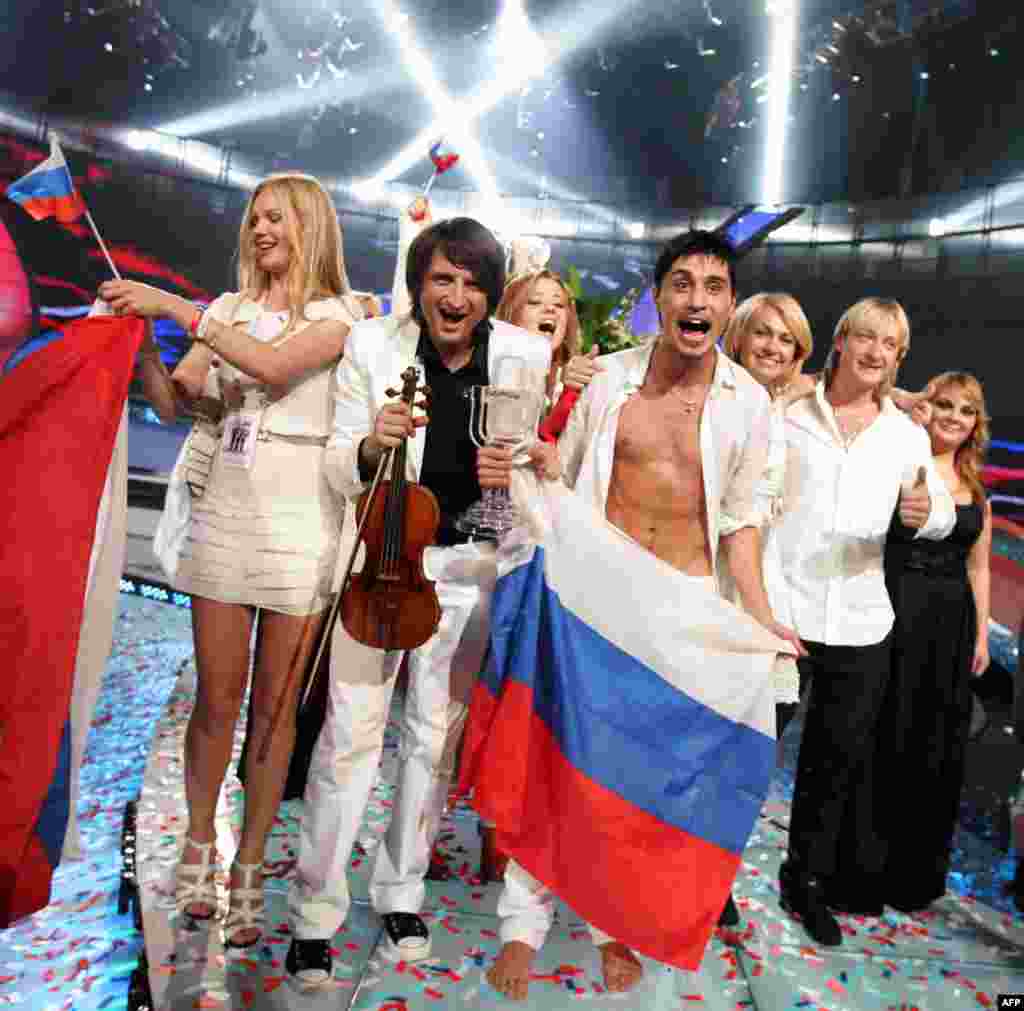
[563,344,604,391]
[898,465,932,529]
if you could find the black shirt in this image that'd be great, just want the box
[417,327,490,545]
[358,326,490,546]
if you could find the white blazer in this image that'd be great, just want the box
[325,312,552,501]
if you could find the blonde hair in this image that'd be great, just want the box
[496,270,581,367]
[236,173,351,332]
[722,292,813,393]
[922,371,990,506]
[825,297,911,400]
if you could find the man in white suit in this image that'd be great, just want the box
[287,217,551,989]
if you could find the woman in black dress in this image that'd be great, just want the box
[880,371,992,913]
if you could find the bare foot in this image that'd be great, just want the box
[598,941,643,993]
[486,941,537,1001]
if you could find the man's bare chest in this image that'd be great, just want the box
[614,394,703,469]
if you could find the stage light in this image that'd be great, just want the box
[928,217,946,237]
[350,178,387,203]
[123,129,153,151]
[761,0,797,207]
[496,0,547,80]
[156,69,402,137]
[369,0,499,200]
[355,0,648,200]
[627,222,646,239]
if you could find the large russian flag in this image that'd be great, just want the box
[460,474,785,970]
[5,135,86,225]
[0,314,143,926]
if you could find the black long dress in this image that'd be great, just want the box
[878,502,984,910]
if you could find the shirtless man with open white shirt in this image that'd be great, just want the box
[772,297,955,948]
[478,230,804,1000]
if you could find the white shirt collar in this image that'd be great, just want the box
[621,341,739,399]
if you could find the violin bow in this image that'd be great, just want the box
[256,448,392,763]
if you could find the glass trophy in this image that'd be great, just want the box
[455,355,542,539]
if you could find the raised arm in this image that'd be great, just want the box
[99,280,349,388]
[391,197,432,318]
[906,428,956,541]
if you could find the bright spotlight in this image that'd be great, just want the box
[157,69,402,137]
[122,129,152,151]
[928,217,946,237]
[371,0,498,199]
[627,222,646,239]
[350,178,386,203]
[497,0,547,80]
[761,0,797,206]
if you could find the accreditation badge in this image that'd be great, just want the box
[220,408,262,470]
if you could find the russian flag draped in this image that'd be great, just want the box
[0,315,143,926]
[460,474,785,970]
[5,135,87,225]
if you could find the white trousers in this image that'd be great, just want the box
[499,860,613,950]
[289,541,496,940]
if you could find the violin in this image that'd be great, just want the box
[340,366,442,650]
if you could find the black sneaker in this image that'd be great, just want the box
[285,938,332,991]
[779,865,842,948]
[827,892,884,917]
[379,912,431,963]
[717,893,740,927]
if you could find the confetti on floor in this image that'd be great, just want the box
[3,593,1024,1010]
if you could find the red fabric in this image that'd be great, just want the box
[982,465,1024,487]
[460,679,737,970]
[0,315,143,925]
[538,387,579,444]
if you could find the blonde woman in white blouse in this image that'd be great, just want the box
[100,173,363,949]
[722,293,815,730]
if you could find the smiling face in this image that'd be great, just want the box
[418,248,489,351]
[834,309,903,394]
[249,187,293,278]
[514,276,570,353]
[927,383,980,453]
[740,304,799,389]
[655,253,735,361]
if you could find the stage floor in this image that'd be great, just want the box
[5,594,1024,1010]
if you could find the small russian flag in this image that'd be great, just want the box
[5,135,87,225]
[429,139,459,175]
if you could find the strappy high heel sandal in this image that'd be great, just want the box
[175,836,219,921]
[224,861,265,949]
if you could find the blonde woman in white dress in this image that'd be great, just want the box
[722,292,815,729]
[100,173,363,948]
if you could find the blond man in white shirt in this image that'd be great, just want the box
[478,230,803,1000]
[772,297,955,948]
